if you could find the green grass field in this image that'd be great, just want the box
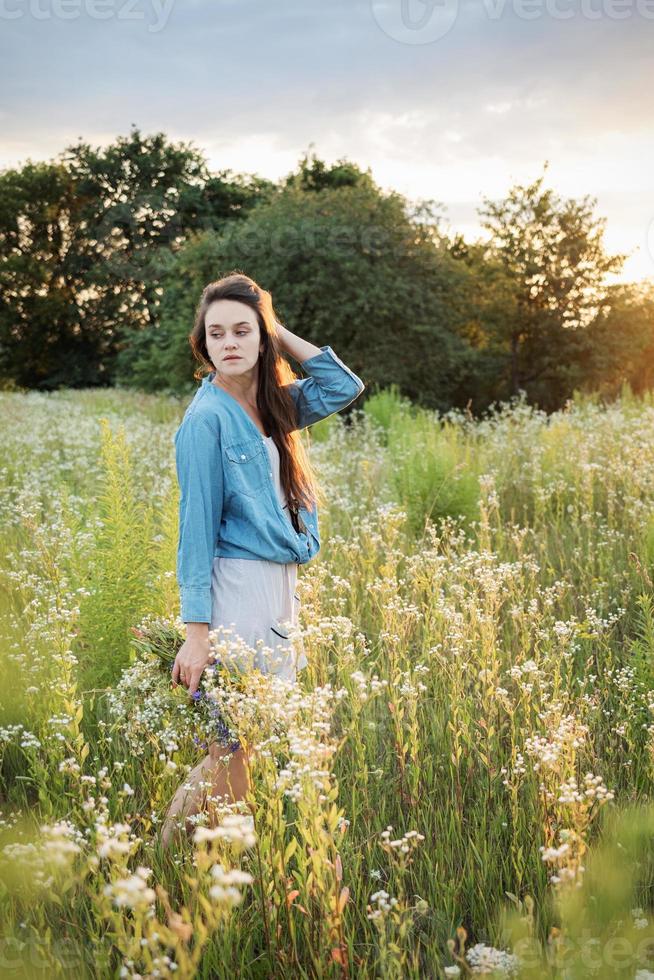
[3,382,654,978]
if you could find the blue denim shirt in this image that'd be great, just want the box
[174,345,365,623]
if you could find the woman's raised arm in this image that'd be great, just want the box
[275,322,365,430]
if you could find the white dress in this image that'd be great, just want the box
[209,435,308,683]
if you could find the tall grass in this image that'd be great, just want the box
[1,382,654,977]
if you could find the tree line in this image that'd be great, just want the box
[2,124,652,415]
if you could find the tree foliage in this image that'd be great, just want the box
[0,126,273,388]
[474,162,629,410]
[1,135,653,415]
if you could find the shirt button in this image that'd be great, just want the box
[240,454,246,460]
[269,470,272,477]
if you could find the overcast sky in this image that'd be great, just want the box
[1,0,652,283]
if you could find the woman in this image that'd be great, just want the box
[160,273,365,848]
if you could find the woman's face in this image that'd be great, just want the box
[204,299,264,377]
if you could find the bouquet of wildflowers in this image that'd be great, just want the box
[128,614,244,752]
[108,613,308,770]
[129,614,185,668]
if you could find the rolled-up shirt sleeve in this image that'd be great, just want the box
[174,411,223,624]
[286,345,365,430]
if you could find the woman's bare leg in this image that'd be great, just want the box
[160,743,252,849]
[160,753,215,849]
[204,742,251,825]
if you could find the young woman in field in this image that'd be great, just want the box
[160,273,365,848]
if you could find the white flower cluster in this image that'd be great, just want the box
[500,752,527,787]
[105,653,196,758]
[103,867,156,909]
[275,757,336,804]
[380,826,425,855]
[557,773,614,805]
[349,670,389,702]
[1,819,85,891]
[0,723,42,750]
[96,821,140,860]
[581,603,626,638]
[632,907,649,930]
[208,864,254,906]
[398,670,428,697]
[58,756,81,774]
[478,471,500,509]
[547,864,581,888]
[193,813,256,852]
[524,712,589,772]
[366,889,399,920]
[507,658,547,698]
[540,842,569,863]
[465,941,520,976]
[606,662,638,695]
[539,829,585,887]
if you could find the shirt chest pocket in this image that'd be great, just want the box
[224,438,268,498]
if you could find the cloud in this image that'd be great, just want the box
[1,0,651,280]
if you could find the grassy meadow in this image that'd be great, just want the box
[3,381,654,978]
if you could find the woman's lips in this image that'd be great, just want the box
[224,356,241,360]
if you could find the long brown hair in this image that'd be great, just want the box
[189,272,326,515]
